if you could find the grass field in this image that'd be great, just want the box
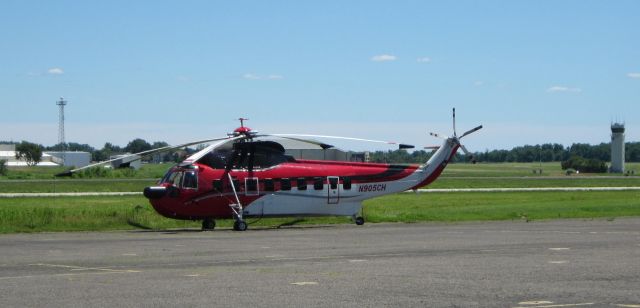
[1,190,639,233]
[0,179,156,193]
[0,163,169,180]
[1,162,639,233]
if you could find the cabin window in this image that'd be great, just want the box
[329,177,338,190]
[314,177,324,190]
[246,178,258,192]
[245,177,259,196]
[297,178,307,190]
[263,179,274,191]
[182,170,198,189]
[212,179,223,192]
[280,178,291,191]
[342,177,352,190]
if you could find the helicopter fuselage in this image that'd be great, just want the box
[143,139,459,221]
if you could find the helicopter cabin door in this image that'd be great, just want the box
[327,176,339,204]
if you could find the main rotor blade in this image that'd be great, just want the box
[272,136,334,150]
[459,125,483,139]
[180,136,245,166]
[56,136,237,176]
[269,134,414,150]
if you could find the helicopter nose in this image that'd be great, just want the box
[143,186,167,199]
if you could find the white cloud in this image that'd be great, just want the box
[627,72,640,79]
[243,73,261,80]
[416,57,431,63]
[47,67,64,75]
[267,74,283,80]
[371,54,397,62]
[546,86,582,93]
[243,73,284,80]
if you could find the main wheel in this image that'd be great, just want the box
[355,216,365,225]
[202,218,216,231]
[233,220,248,231]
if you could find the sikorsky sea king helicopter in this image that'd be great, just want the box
[58,109,481,231]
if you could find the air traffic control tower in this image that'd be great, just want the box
[610,122,625,173]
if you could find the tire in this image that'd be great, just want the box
[355,216,365,225]
[233,220,248,231]
[202,219,216,231]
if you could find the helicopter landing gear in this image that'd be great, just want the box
[202,218,216,231]
[233,220,248,231]
[227,173,248,231]
[354,216,365,226]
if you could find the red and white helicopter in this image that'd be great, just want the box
[59,109,481,231]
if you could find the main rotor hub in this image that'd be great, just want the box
[230,117,255,137]
[234,126,252,134]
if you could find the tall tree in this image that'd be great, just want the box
[15,141,43,166]
[125,138,152,154]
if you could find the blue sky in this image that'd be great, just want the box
[1,1,638,151]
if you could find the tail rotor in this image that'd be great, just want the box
[428,108,482,164]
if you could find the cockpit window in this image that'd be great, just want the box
[169,172,183,187]
[160,169,174,184]
[160,170,197,189]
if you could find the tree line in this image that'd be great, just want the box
[1,139,181,166]
[369,142,640,164]
[4,140,640,166]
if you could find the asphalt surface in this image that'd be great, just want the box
[3,187,640,198]
[1,219,639,307]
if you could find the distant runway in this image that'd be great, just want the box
[2,186,640,198]
[1,219,639,307]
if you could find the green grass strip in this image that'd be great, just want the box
[1,191,639,233]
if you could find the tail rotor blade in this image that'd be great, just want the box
[459,144,477,164]
[429,132,448,139]
[460,125,483,139]
[452,108,457,137]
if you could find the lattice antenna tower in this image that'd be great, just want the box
[56,97,67,165]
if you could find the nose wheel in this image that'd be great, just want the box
[202,218,216,231]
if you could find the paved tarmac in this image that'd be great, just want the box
[1,219,639,307]
[3,186,640,198]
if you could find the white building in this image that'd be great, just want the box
[46,151,91,168]
[0,144,90,167]
[109,154,142,169]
